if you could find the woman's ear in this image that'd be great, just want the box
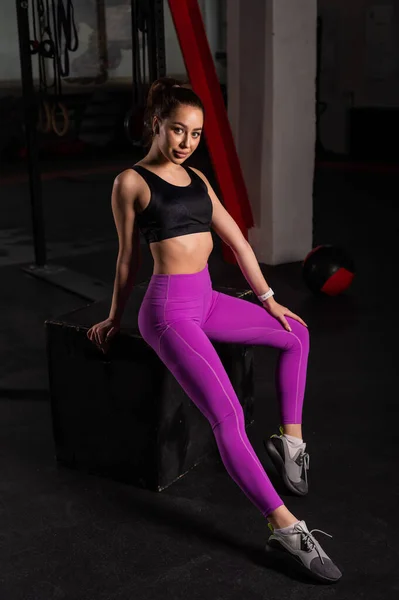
[152,117,159,135]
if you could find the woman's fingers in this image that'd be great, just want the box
[286,311,308,328]
[87,322,117,353]
[265,301,308,331]
[105,327,116,342]
[95,330,104,347]
[88,326,102,347]
[279,316,292,332]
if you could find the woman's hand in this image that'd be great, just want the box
[87,318,120,353]
[262,298,307,332]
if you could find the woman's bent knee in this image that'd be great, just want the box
[286,319,310,351]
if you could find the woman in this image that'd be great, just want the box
[87,78,341,583]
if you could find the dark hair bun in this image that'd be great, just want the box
[146,77,182,109]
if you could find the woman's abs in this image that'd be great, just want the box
[150,231,214,275]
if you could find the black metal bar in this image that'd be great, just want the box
[147,2,157,83]
[130,0,140,106]
[130,0,166,103]
[15,0,47,267]
[96,0,108,84]
[147,0,166,82]
[154,0,166,78]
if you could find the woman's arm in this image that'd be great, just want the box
[189,167,272,295]
[108,170,141,324]
[189,167,307,331]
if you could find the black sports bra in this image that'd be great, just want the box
[131,165,213,244]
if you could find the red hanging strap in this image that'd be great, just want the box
[167,0,254,244]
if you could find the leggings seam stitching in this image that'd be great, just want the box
[160,278,170,355]
[203,290,220,325]
[167,325,274,490]
[205,326,298,334]
[204,326,304,422]
[158,325,170,355]
[207,327,303,422]
[205,327,290,338]
[204,328,295,349]
[291,332,303,423]
[164,276,170,324]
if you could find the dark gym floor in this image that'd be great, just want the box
[0,147,398,600]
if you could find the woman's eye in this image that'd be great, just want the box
[173,128,200,138]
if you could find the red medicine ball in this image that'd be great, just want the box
[302,245,355,296]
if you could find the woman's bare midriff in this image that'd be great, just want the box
[150,231,214,275]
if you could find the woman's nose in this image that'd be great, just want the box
[180,134,189,148]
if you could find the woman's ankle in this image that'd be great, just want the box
[268,505,300,530]
[281,423,303,440]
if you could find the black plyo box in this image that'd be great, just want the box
[45,283,255,491]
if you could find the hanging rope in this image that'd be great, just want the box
[125,0,152,146]
[54,0,79,77]
[30,0,78,136]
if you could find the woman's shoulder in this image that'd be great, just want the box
[186,165,206,182]
[114,167,144,188]
[112,168,148,209]
[186,166,210,190]
[186,165,203,176]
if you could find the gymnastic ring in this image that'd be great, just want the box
[124,108,133,144]
[37,100,52,133]
[51,102,69,137]
[124,106,144,147]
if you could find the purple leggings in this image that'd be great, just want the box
[138,264,310,517]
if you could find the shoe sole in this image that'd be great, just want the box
[265,539,342,584]
[264,439,308,496]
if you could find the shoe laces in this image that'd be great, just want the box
[293,523,332,564]
[295,450,310,486]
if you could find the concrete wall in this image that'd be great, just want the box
[318,0,399,153]
[227,0,266,226]
[228,0,316,265]
[270,0,316,263]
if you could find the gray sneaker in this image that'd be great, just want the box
[264,429,309,496]
[266,520,342,583]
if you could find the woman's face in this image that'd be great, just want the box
[154,105,203,164]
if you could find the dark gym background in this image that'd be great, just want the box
[1,1,398,599]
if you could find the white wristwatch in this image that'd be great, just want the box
[257,288,274,302]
